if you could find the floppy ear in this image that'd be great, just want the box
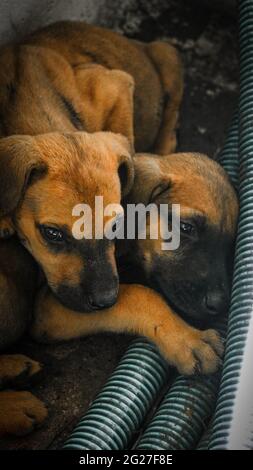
[110,133,135,197]
[148,179,172,203]
[127,154,180,205]
[0,135,47,218]
[95,131,135,198]
[118,152,135,198]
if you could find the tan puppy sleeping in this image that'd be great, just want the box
[0,21,183,154]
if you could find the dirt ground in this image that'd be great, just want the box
[0,1,238,450]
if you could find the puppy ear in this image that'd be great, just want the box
[107,132,134,157]
[0,135,47,218]
[149,179,171,203]
[128,154,180,204]
[111,133,135,198]
[94,131,135,198]
[117,153,135,198]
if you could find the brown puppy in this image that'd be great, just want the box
[0,132,133,310]
[30,153,238,380]
[0,130,133,437]
[0,21,183,154]
[123,153,239,325]
[0,239,47,437]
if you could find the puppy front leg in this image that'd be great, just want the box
[31,284,223,376]
[0,355,42,389]
[0,390,47,437]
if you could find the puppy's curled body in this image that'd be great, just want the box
[0,21,183,154]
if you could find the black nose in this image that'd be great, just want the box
[88,288,118,310]
[204,291,229,316]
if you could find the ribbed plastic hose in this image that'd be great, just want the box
[197,428,212,450]
[63,339,168,450]
[209,0,253,450]
[136,319,228,450]
[136,374,220,450]
[218,112,239,189]
[196,119,239,450]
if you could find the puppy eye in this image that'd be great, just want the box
[39,225,65,243]
[180,221,195,235]
[111,222,117,233]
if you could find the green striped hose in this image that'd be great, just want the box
[63,339,168,450]
[136,374,220,450]
[209,0,253,450]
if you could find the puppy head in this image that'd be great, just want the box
[127,152,238,325]
[0,131,133,312]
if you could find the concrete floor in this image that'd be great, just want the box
[0,1,238,450]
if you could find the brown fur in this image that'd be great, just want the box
[121,153,238,325]
[0,131,133,295]
[30,153,238,369]
[0,238,47,437]
[31,284,223,377]
[0,21,183,153]
[0,390,47,437]
[0,130,133,436]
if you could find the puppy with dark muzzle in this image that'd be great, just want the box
[123,152,238,328]
[30,153,238,389]
[0,130,133,436]
[124,153,238,326]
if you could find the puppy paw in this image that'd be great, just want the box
[0,216,15,239]
[0,390,47,437]
[157,324,224,376]
[0,355,43,388]
[173,328,224,376]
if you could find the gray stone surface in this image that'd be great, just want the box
[0,0,106,44]
[0,0,236,45]
[0,0,238,450]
